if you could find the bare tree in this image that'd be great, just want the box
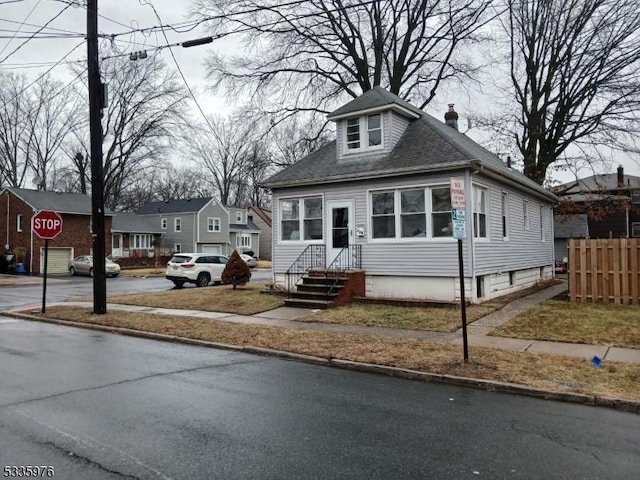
[504,0,640,184]
[187,115,258,205]
[85,55,190,209]
[191,0,494,123]
[23,75,82,189]
[0,73,30,187]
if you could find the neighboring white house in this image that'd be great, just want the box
[263,87,558,303]
[136,198,261,256]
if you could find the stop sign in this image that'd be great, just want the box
[32,210,63,240]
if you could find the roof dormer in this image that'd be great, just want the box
[328,86,422,161]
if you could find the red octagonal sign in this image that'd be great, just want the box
[32,210,63,240]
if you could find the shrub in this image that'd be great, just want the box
[221,250,252,289]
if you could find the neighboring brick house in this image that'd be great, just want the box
[0,187,113,274]
[248,205,272,260]
[136,197,261,256]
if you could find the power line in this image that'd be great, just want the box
[0,1,73,64]
[0,0,42,58]
[0,17,84,35]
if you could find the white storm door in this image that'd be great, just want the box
[325,200,354,266]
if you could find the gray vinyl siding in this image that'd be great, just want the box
[272,170,472,276]
[139,212,197,252]
[273,170,555,278]
[250,213,272,260]
[389,113,410,150]
[472,175,555,276]
[197,201,229,244]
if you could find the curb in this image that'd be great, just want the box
[4,311,639,414]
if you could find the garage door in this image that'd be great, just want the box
[40,247,73,274]
[201,245,222,254]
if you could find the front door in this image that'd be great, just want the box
[112,234,122,258]
[326,200,354,265]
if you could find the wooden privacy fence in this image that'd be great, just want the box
[568,239,640,304]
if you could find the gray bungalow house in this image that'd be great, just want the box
[136,197,261,256]
[263,87,558,303]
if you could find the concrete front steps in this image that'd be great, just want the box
[284,274,349,309]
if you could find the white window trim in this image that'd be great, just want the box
[278,194,325,244]
[174,243,181,253]
[16,214,23,232]
[174,217,181,232]
[161,218,167,230]
[208,217,221,232]
[235,211,243,223]
[523,200,530,230]
[343,113,385,154]
[472,184,489,242]
[501,191,509,241]
[367,184,457,243]
[131,234,152,249]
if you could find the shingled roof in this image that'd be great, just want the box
[112,212,164,234]
[263,88,556,202]
[5,187,115,215]
[136,197,213,215]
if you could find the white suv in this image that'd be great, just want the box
[165,253,228,288]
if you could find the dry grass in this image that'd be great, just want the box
[39,306,640,401]
[105,283,285,315]
[119,268,165,276]
[257,260,272,269]
[298,303,497,332]
[492,296,640,348]
[298,280,562,332]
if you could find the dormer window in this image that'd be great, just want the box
[346,113,383,152]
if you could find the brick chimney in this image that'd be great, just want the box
[617,164,624,187]
[444,104,459,130]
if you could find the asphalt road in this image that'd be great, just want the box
[0,269,273,312]
[1,319,638,479]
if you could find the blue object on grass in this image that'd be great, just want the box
[591,355,603,367]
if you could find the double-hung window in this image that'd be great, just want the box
[473,186,487,239]
[280,197,323,241]
[17,214,23,232]
[523,200,530,230]
[371,191,396,239]
[400,189,426,238]
[208,217,220,232]
[431,188,453,237]
[345,114,383,152]
[161,218,167,230]
[174,217,181,232]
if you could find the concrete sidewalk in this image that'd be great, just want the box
[13,280,640,364]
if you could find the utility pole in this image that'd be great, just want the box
[87,0,106,314]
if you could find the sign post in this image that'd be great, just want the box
[32,210,63,313]
[450,178,469,363]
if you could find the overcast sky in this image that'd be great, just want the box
[1,0,638,182]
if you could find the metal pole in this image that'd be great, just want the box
[458,238,469,362]
[41,239,48,314]
[87,0,106,313]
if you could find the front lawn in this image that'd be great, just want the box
[105,283,285,315]
[491,296,640,349]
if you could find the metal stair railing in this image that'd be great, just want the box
[325,244,362,299]
[285,244,326,296]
